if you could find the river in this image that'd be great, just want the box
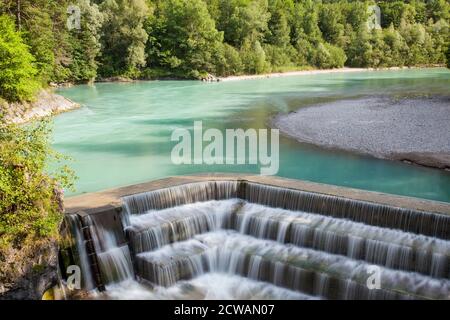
[54,68,450,202]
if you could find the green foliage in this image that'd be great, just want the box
[379,1,416,28]
[0,120,75,250]
[214,0,271,47]
[146,0,223,76]
[0,0,449,91]
[0,15,38,102]
[266,0,292,47]
[426,0,450,22]
[447,44,450,68]
[346,28,372,67]
[68,0,104,82]
[240,39,270,74]
[318,3,345,45]
[312,43,347,69]
[99,0,149,77]
[264,44,297,71]
[215,43,244,76]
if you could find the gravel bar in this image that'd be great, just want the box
[273,95,450,169]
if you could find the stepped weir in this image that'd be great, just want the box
[61,175,450,300]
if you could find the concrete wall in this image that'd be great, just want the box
[66,174,450,216]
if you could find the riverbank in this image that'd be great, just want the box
[0,90,80,124]
[273,95,450,170]
[217,66,423,82]
[74,66,434,84]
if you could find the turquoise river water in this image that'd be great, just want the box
[54,68,450,202]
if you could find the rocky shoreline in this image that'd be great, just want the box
[1,90,80,124]
[273,95,450,170]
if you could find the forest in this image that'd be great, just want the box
[0,0,449,103]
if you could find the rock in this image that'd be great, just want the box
[201,73,219,82]
[0,90,80,124]
[0,240,59,300]
[97,76,134,83]
[0,188,64,300]
[393,152,450,170]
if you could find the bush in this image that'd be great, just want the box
[447,43,450,68]
[0,15,39,102]
[240,40,270,74]
[0,120,75,251]
[295,38,315,67]
[312,42,347,69]
[215,43,243,77]
[263,44,297,72]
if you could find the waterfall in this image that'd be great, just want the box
[102,273,318,300]
[84,215,134,284]
[123,181,241,216]
[124,199,450,280]
[135,231,449,299]
[234,203,450,279]
[61,214,95,290]
[65,180,450,300]
[243,182,450,240]
[126,199,241,254]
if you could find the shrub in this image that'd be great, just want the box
[312,43,347,69]
[264,44,297,72]
[0,15,39,102]
[0,119,75,251]
[240,40,270,74]
[215,43,243,77]
[447,43,450,68]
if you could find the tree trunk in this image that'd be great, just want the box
[16,0,21,30]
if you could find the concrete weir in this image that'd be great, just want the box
[62,174,450,300]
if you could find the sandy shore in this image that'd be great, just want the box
[273,95,450,170]
[218,67,409,82]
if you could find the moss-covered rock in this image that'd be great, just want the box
[0,240,59,300]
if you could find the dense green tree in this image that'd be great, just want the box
[266,0,292,47]
[426,18,450,64]
[240,39,270,74]
[1,0,449,88]
[379,1,416,28]
[447,43,450,68]
[99,0,149,76]
[381,25,408,67]
[312,42,347,69]
[68,0,104,82]
[221,0,271,47]
[0,15,38,102]
[146,0,223,77]
[399,19,432,66]
[0,0,73,83]
[319,3,345,45]
[215,43,243,76]
[291,0,322,44]
[346,28,372,67]
[426,0,449,22]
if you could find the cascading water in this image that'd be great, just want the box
[135,230,449,299]
[67,181,450,300]
[84,215,134,284]
[60,214,95,290]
